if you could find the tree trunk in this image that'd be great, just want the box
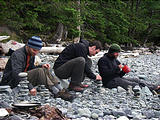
[40,46,65,54]
[127,0,134,37]
[63,26,68,40]
[73,0,81,43]
[143,10,153,47]
[136,0,141,12]
[0,40,65,54]
[50,23,64,44]
[143,24,153,47]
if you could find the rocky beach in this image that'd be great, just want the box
[44,53,160,120]
[0,51,160,120]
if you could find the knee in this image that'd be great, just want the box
[36,68,45,74]
[77,57,85,64]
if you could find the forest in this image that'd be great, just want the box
[0,0,159,47]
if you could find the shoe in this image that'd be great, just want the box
[69,85,84,92]
[55,89,75,102]
[80,84,89,88]
[155,86,160,94]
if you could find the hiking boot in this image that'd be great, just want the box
[80,84,89,88]
[155,86,160,94]
[55,89,75,102]
[69,85,84,92]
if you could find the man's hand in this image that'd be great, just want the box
[96,74,102,81]
[42,63,50,69]
[118,64,123,69]
[30,88,37,96]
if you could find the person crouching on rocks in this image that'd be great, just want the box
[98,43,160,94]
[53,39,103,92]
[0,36,74,101]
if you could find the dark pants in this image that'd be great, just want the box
[103,77,156,91]
[54,57,86,86]
[27,68,58,89]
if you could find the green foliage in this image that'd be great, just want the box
[80,1,107,42]
[0,0,159,46]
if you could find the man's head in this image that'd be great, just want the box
[108,43,121,58]
[89,40,102,56]
[27,36,43,56]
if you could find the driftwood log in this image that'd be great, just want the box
[40,46,64,54]
[0,40,65,54]
[0,36,10,42]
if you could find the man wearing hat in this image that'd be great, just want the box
[0,36,74,101]
[98,43,160,93]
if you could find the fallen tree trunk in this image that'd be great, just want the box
[0,36,10,42]
[0,40,24,54]
[0,40,65,54]
[40,46,64,54]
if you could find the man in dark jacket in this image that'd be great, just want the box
[0,36,73,101]
[53,40,102,92]
[98,43,160,92]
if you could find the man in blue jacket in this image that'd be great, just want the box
[0,36,73,101]
[53,40,102,92]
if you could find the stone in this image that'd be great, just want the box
[112,110,126,117]
[103,109,112,116]
[98,112,104,117]
[92,109,101,114]
[59,79,70,89]
[142,110,155,119]
[78,108,91,117]
[127,85,134,94]
[103,115,115,120]
[59,108,68,115]
[0,85,12,94]
[28,116,39,120]
[123,108,132,115]
[141,86,153,96]
[18,72,28,77]
[117,86,126,93]
[111,88,118,93]
[117,116,129,120]
[154,111,160,118]
[0,108,9,117]
[139,100,146,107]
[138,75,147,80]
[8,115,23,120]
[91,113,98,119]
[152,72,159,75]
